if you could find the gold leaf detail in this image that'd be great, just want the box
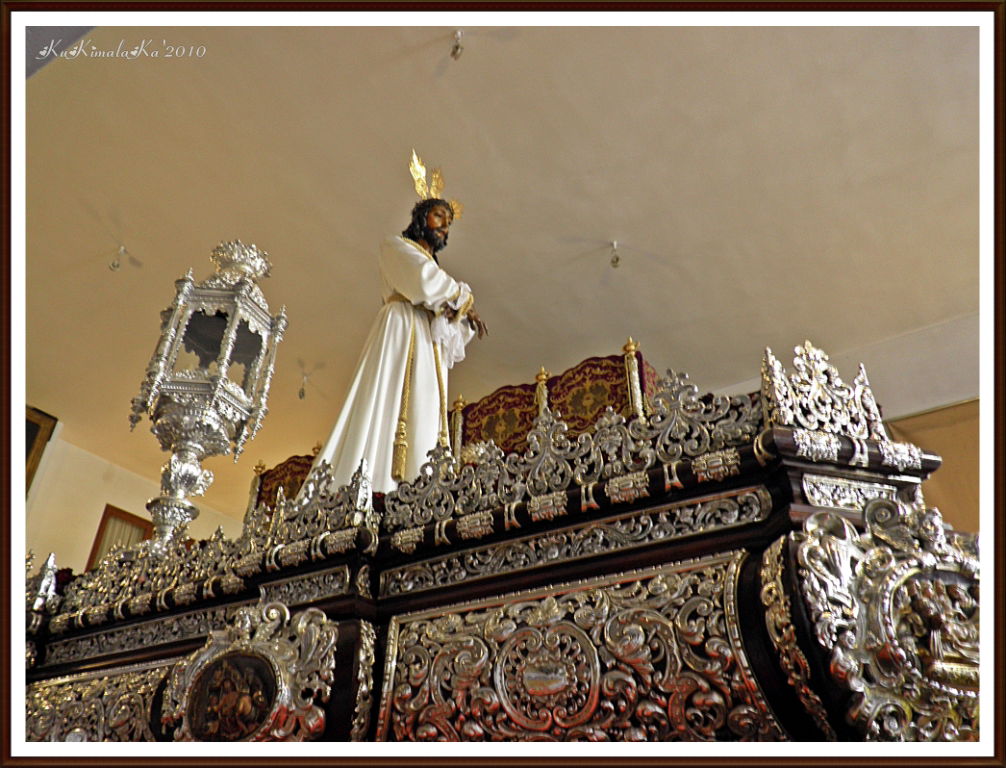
[429,168,444,199]
[409,149,429,199]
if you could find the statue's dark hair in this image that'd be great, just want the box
[402,198,453,246]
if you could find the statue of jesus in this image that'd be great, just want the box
[311,154,486,493]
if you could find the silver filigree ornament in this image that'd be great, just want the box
[645,370,761,464]
[761,341,888,441]
[380,487,774,598]
[802,474,896,512]
[878,440,923,473]
[27,660,176,742]
[792,496,980,741]
[51,526,249,635]
[130,241,287,551]
[759,537,837,739]
[47,456,380,634]
[44,559,359,669]
[44,602,248,667]
[382,371,761,538]
[163,601,339,741]
[277,458,382,560]
[792,429,841,463]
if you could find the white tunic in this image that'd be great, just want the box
[312,236,475,493]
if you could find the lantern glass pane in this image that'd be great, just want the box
[176,310,227,374]
[229,319,263,393]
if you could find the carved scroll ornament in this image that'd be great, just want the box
[380,487,773,598]
[761,340,889,441]
[27,661,173,742]
[383,369,763,536]
[163,602,338,741]
[378,551,785,741]
[48,460,375,634]
[792,492,979,740]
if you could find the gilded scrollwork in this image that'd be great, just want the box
[759,536,836,739]
[27,660,176,741]
[793,496,979,740]
[377,551,784,741]
[379,487,773,598]
[761,341,889,441]
[163,601,339,741]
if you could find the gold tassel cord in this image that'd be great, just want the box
[392,321,417,482]
[433,341,450,448]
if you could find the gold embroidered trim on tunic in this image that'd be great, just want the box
[392,319,417,481]
[402,237,434,261]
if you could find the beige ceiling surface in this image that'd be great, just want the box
[25,25,979,518]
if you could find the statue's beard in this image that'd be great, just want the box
[421,224,449,255]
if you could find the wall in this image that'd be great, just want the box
[25,434,244,574]
[888,399,980,534]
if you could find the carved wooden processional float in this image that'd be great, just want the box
[25,248,979,743]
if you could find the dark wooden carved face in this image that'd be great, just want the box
[188,654,277,741]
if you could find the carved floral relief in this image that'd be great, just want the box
[377,551,784,741]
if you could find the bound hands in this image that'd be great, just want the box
[445,306,488,339]
[466,307,488,339]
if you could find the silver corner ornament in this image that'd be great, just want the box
[130,241,287,552]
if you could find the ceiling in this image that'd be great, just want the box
[24,24,980,519]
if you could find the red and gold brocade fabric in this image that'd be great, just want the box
[460,382,537,455]
[548,355,632,436]
[254,454,315,510]
[461,351,658,457]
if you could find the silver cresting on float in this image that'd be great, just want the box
[129,240,287,552]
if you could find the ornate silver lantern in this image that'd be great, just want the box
[130,241,287,551]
